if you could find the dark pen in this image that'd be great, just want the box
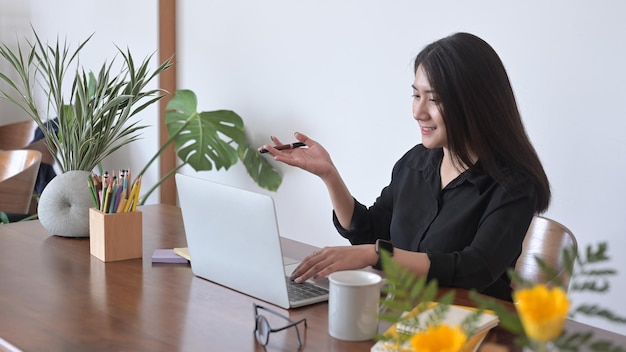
[259,142,306,154]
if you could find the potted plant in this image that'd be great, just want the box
[0,29,172,235]
[0,30,170,173]
[1,29,283,231]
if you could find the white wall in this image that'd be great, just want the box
[1,0,624,335]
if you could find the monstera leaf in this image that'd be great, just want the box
[165,90,244,171]
[138,89,282,204]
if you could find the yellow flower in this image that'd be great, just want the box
[409,325,467,352]
[514,284,570,342]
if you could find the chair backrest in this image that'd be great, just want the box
[515,215,577,290]
[0,150,42,214]
[0,120,37,150]
[0,120,56,166]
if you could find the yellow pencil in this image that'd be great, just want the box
[103,186,112,213]
[116,198,127,213]
[123,185,137,212]
[130,177,142,212]
[124,178,141,212]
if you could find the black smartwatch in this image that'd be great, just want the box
[373,239,394,270]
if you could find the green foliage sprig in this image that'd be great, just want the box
[469,290,528,345]
[555,242,626,352]
[570,243,616,294]
[376,242,625,351]
[377,251,484,346]
[471,242,626,352]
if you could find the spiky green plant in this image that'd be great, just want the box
[0,28,172,172]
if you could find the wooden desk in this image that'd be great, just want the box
[0,204,623,351]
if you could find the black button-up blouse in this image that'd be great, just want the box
[334,144,537,301]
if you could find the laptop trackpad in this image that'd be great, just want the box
[284,262,299,277]
[283,256,299,277]
[283,256,299,266]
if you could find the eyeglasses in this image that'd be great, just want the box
[253,303,307,349]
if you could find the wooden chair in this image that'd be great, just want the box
[0,120,55,165]
[0,120,37,150]
[515,215,578,290]
[0,150,42,214]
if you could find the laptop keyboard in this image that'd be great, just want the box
[286,277,328,302]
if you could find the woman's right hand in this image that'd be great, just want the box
[260,132,337,179]
[261,132,356,229]
[290,244,378,283]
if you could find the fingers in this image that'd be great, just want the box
[290,246,351,283]
[262,132,315,151]
[257,136,283,154]
[270,135,283,145]
[291,248,333,283]
[258,133,304,155]
[291,250,321,283]
[258,132,333,176]
[294,132,312,145]
[290,245,377,283]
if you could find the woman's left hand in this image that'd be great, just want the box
[290,244,377,283]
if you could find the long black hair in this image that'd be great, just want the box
[414,32,550,213]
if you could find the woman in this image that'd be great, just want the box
[260,32,550,302]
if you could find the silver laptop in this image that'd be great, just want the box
[175,173,329,309]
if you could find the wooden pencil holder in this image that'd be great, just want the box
[89,208,143,262]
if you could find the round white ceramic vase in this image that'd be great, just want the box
[38,170,94,237]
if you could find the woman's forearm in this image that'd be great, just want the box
[321,167,354,230]
[393,248,431,277]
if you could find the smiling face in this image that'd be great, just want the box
[412,64,447,150]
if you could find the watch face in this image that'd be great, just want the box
[376,240,393,255]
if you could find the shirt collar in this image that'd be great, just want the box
[409,145,492,192]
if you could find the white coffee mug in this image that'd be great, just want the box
[328,270,383,341]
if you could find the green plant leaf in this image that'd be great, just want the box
[378,251,443,329]
[164,89,282,191]
[239,145,282,192]
[164,90,242,171]
[469,290,526,337]
[555,331,593,351]
[571,281,610,292]
[424,291,452,327]
[589,340,626,352]
[586,243,609,263]
[167,108,242,171]
[572,304,626,323]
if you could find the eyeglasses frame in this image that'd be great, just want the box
[253,303,308,348]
